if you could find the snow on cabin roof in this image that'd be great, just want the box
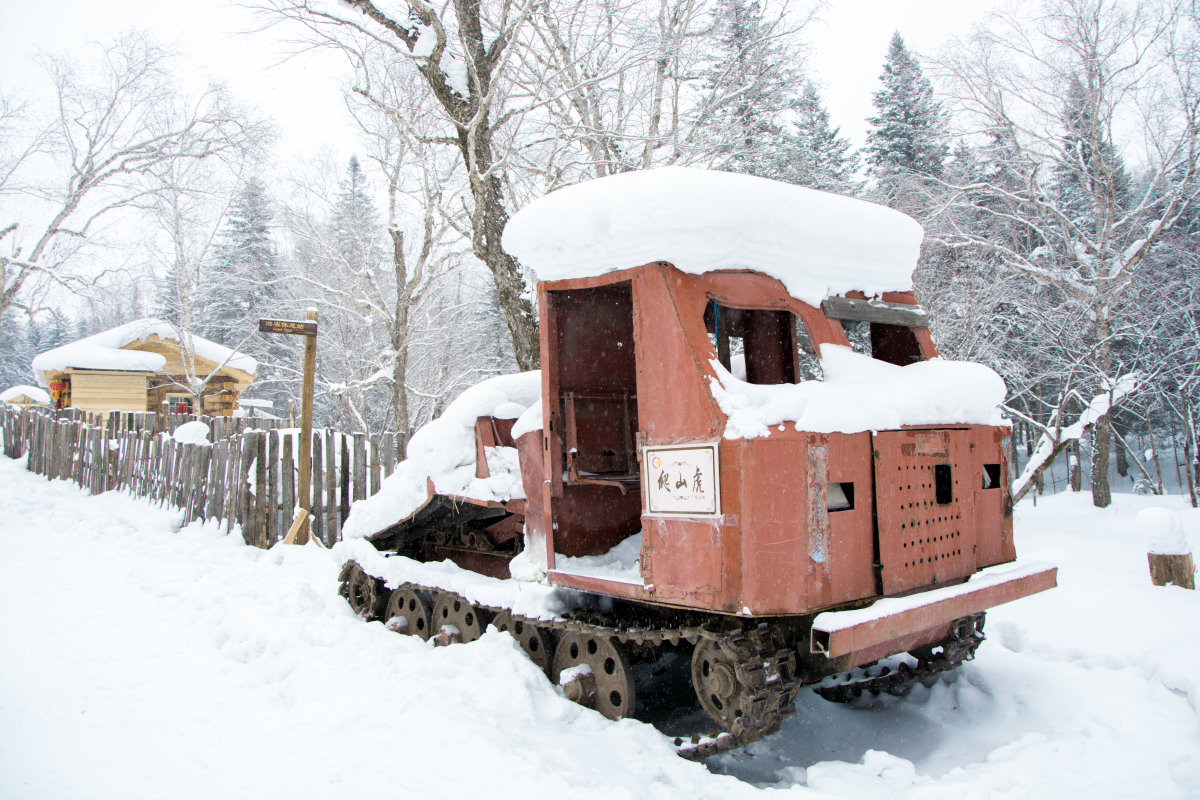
[502,167,924,306]
[31,318,258,386]
[1,385,51,404]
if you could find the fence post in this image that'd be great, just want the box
[311,432,324,547]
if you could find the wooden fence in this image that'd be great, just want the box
[0,406,397,548]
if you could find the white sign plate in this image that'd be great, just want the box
[643,443,720,517]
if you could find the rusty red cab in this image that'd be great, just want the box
[341,168,1055,756]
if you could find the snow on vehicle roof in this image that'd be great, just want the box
[502,167,924,305]
[31,318,258,386]
[342,371,541,541]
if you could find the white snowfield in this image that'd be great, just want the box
[2,451,1198,798]
[30,318,258,386]
[502,167,923,306]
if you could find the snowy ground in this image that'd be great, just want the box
[1,451,1197,799]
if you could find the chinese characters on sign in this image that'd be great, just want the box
[643,443,720,516]
[258,318,318,336]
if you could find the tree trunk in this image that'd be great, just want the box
[1091,312,1113,508]
[1069,440,1082,492]
[1183,389,1198,508]
[1091,411,1113,507]
[1113,410,1130,478]
[389,227,411,457]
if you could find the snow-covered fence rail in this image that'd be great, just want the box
[0,406,396,548]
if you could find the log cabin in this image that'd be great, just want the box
[31,319,257,418]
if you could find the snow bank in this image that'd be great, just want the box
[341,371,541,540]
[711,345,1008,438]
[554,531,644,584]
[1139,507,1191,556]
[31,318,257,385]
[502,167,924,305]
[337,538,576,621]
[172,421,211,446]
[0,384,50,404]
[4,452,1200,798]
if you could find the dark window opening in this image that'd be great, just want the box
[982,463,1002,489]
[828,482,855,511]
[871,323,923,366]
[839,320,923,366]
[704,301,797,385]
[934,464,953,505]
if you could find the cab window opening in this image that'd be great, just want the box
[705,301,809,385]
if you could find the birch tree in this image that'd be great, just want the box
[265,0,541,369]
[933,0,1200,507]
[0,32,251,322]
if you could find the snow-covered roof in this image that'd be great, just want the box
[31,318,258,386]
[502,167,924,305]
[1,384,51,404]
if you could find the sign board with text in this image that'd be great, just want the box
[259,318,317,337]
[643,443,721,517]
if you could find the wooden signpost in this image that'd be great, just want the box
[259,309,318,545]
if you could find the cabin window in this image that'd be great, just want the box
[168,395,194,415]
[705,302,802,385]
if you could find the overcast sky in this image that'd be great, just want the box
[0,0,1001,164]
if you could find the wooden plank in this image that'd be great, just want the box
[90,426,103,495]
[253,432,268,548]
[382,433,396,478]
[821,296,930,327]
[369,434,381,496]
[267,431,280,546]
[311,433,324,547]
[281,433,295,542]
[326,430,338,544]
[352,433,366,503]
[340,434,351,528]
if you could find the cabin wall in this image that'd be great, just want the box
[67,371,148,414]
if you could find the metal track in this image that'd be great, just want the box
[811,613,986,703]
[339,563,805,760]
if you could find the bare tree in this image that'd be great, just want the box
[265,0,541,369]
[932,0,1200,506]
[0,32,253,323]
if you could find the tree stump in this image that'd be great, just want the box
[1147,552,1195,590]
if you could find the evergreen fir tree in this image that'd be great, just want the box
[198,178,280,348]
[865,33,948,184]
[702,0,806,181]
[330,156,382,277]
[197,178,295,410]
[788,82,861,194]
[1055,76,1130,236]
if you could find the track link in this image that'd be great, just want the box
[339,561,805,760]
[812,613,986,703]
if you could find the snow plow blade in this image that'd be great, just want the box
[810,562,1057,658]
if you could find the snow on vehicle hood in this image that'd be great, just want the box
[502,167,923,305]
[341,371,541,541]
[711,345,1008,438]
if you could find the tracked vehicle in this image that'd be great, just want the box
[337,168,1056,758]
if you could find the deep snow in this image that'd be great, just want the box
[1,451,1198,799]
[502,167,923,305]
